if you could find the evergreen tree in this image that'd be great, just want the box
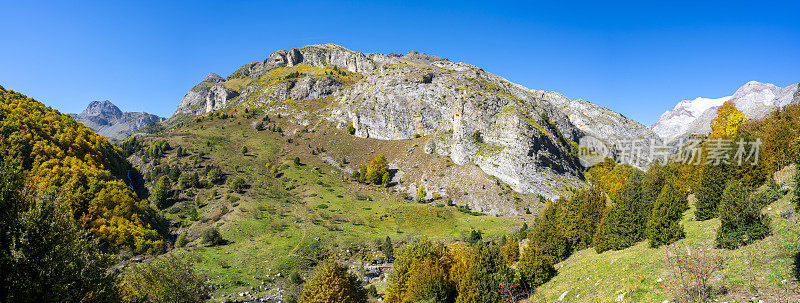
[695,163,729,220]
[518,243,555,288]
[593,171,648,253]
[716,180,771,249]
[382,236,394,261]
[794,143,800,209]
[646,182,688,248]
[151,176,172,209]
[455,243,512,303]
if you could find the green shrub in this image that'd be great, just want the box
[347,124,356,135]
[646,182,688,248]
[176,233,189,248]
[201,227,225,247]
[715,180,771,249]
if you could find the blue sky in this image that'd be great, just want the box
[1,0,798,125]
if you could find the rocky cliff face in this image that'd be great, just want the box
[547,97,662,169]
[651,81,800,142]
[170,44,670,199]
[71,100,165,142]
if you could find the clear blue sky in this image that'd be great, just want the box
[1,0,798,125]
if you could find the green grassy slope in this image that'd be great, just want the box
[530,167,800,302]
[129,109,520,301]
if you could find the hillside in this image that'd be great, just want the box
[71,100,165,142]
[0,85,165,253]
[125,108,524,301]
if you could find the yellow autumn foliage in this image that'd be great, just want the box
[0,86,165,253]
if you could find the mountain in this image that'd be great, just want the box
[651,81,800,142]
[71,100,165,142]
[169,44,656,200]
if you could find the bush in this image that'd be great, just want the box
[646,182,688,248]
[472,130,483,143]
[240,146,248,154]
[347,124,356,135]
[518,243,555,288]
[381,171,391,187]
[227,177,246,193]
[201,227,225,246]
[300,261,367,303]
[665,246,724,303]
[176,233,189,248]
[118,253,210,303]
[715,180,771,249]
[416,185,427,203]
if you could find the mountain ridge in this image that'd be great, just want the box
[71,100,165,142]
[167,43,659,199]
[651,81,800,142]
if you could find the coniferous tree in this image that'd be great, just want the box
[151,176,172,209]
[695,163,729,220]
[646,182,688,248]
[593,171,648,253]
[382,236,394,261]
[518,243,555,288]
[715,180,771,249]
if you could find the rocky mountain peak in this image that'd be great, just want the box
[203,73,225,84]
[72,100,165,142]
[651,81,799,142]
[81,100,123,119]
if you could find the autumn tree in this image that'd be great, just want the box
[300,262,367,303]
[518,243,556,288]
[709,100,745,139]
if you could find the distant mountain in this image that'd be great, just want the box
[651,81,800,142]
[71,100,165,142]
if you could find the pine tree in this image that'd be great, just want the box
[518,243,555,288]
[151,176,172,209]
[695,163,728,220]
[716,180,771,249]
[382,236,394,261]
[646,182,688,248]
[593,171,648,253]
[794,143,800,209]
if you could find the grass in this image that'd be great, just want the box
[139,110,518,301]
[530,179,800,302]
